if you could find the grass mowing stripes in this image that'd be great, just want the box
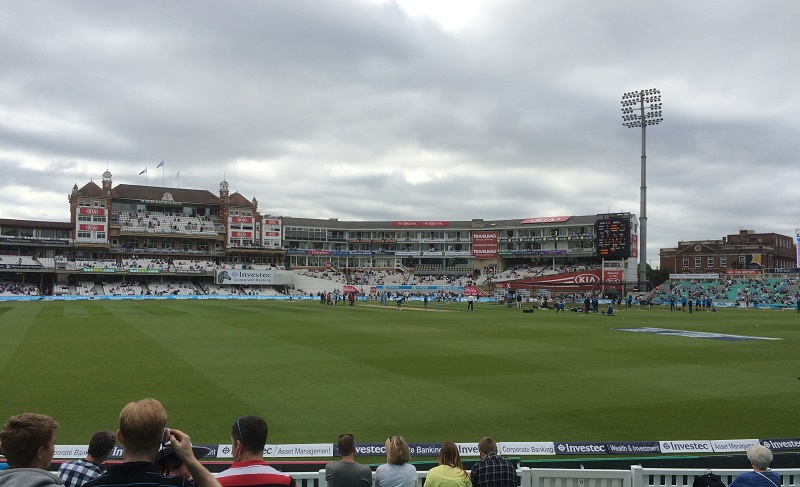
[0,299,797,446]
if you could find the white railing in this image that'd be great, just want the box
[287,467,800,487]
[526,468,631,487]
[631,467,800,487]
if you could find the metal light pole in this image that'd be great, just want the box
[621,89,662,292]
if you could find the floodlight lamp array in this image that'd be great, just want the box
[620,88,662,127]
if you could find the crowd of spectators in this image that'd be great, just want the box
[652,278,799,308]
[117,211,219,235]
[1,401,526,487]
[0,281,40,296]
[0,405,782,487]
[102,282,144,296]
[3,254,800,308]
[733,278,799,307]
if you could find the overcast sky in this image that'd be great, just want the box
[1,0,799,265]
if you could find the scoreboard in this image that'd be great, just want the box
[595,216,631,259]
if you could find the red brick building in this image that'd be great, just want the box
[659,229,796,274]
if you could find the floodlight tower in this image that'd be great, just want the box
[621,89,662,292]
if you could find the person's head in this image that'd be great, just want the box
[478,437,498,458]
[337,434,356,458]
[118,398,168,458]
[231,416,268,459]
[746,444,773,471]
[0,413,59,469]
[385,436,410,465]
[87,430,116,462]
[438,442,465,472]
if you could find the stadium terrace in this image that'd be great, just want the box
[0,171,797,303]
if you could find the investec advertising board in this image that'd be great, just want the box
[215,269,292,285]
[50,437,796,459]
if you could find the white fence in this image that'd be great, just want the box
[287,467,800,487]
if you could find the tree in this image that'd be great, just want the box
[647,263,669,288]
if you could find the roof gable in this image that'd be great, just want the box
[77,181,104,198]
[228,192,255,208]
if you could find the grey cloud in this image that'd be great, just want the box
[1,0,799,262]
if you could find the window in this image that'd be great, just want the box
[694,257,701,268]
[739,256,746,265]
[707,257,715,267]
[682,257,689,269]
[720,256,727,267]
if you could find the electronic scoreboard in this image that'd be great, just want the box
[595,216,631,259]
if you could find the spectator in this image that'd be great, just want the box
[0,413,62,486]
[215,416,295,487]
[469,437,515,487]
[325,434,371,487]
[374,436,416,487]
[83,398,220,487]
[58,430,116,487]
[728,444,781,487]
[424,442,470,487]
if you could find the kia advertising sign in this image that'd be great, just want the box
[230,231,252,238]
[471,231,498,259]
[603,270,623,284]
[230,216,253,224]
[503,270,607,291]
[78,207,106,216]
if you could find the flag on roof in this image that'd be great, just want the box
[156,160,164,168]
[139,168,147,175]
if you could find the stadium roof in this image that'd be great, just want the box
[111,184,220,205]
[228,192,255,208]
[0,218,72,229]
[76,181,104,198]
[282,214,600,230]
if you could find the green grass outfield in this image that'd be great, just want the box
[0,298,798,447]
